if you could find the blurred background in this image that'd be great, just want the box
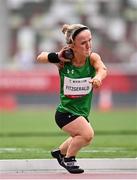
[0,0,137,110]
[0,0,137,159]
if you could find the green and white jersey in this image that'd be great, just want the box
[56,56,96,118]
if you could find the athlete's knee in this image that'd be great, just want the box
[82,129,94,144]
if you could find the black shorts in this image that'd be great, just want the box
[55,110,89,129]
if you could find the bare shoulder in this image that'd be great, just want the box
[90,52,107,70]
[90,52,101,63]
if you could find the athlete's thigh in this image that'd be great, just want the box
[62,116,94,137]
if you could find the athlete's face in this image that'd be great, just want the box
[73,30,92,57]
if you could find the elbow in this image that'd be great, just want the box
[103,66,108,79]
[36,54,42,63]
[104,68,107,77]
[105,67,108,77]
[100,67,107,80]
[36,52,48,63]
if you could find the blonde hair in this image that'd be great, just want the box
[62,24,89,44]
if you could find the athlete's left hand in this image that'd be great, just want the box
[89,77,102,88]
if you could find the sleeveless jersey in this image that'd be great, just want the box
[56,56,96,118]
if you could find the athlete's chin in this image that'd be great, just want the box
[81,50,91,57]
[85,51,91,56]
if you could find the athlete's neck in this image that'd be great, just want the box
[72,55,87,67]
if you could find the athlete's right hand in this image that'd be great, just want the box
[58,47,72,63]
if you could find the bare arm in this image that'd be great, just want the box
[36,49,71,65]
[90,52,107,88]
[36,52,49,63]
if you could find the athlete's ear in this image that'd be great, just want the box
[70,42,75,48]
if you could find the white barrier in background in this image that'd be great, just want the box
[0,158,136,172]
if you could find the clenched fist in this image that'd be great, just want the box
[89,77,102,88]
